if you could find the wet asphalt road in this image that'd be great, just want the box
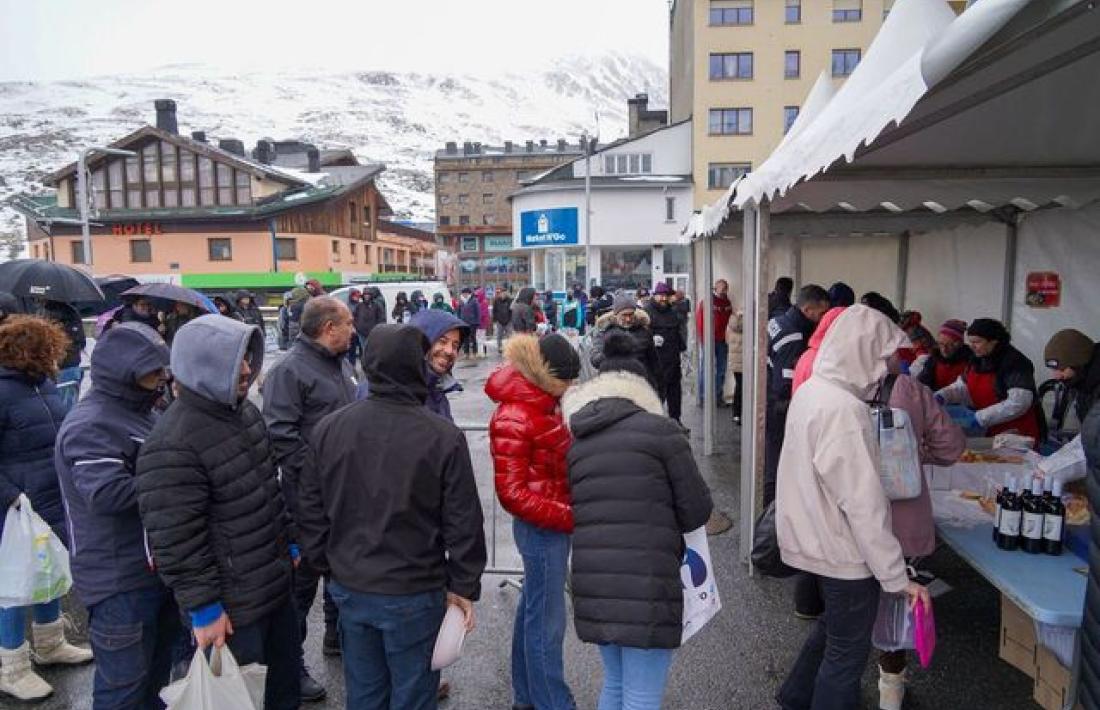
[18,344,1043,709]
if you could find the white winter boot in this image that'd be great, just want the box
[0,642,53,701]
[878,668,906,710]
[31,619,93,666]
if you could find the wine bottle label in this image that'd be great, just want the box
[999,510,1022,537]
[1022,512,1044,540]
[1043,515,1064,542]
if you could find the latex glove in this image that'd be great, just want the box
[934,392,946,406]
[653,335,665,348]
[952,408,984,435]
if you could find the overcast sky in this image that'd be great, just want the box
[0,0,670,82]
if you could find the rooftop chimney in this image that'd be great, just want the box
[525,140,534,153]
[557,139,566,152]
[445,141,457,154]
[191,130,207,143]
[218,139,245,156]
[627,92,667,138]
[253,140,275,164]
[504,141,513,153]
[306,147,321,173]
[154,99,178,135]
[473,142,482,154]
[463,141,473,155]
[539,139,548,148]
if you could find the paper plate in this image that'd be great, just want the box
[431,605,467,671]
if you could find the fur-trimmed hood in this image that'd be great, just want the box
[562,370,662,437]
[594,308,651,333]
[485,334,564,410]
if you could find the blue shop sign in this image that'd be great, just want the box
[520,208,579,247]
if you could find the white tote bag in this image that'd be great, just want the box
[160,646,266,710]
[681,526,722,643]
[0,494,72,607]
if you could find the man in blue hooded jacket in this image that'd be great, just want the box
[55,322,185,709]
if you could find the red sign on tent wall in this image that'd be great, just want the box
[1025,271,1061,308]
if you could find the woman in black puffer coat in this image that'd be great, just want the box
[562,332,713,709]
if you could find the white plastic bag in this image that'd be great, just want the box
[681,526,722,643]
[874,406,924,500]
[1037,435,1087,482]
[872,593,915,652]
[160,646,265,710]
[0,494,72,607]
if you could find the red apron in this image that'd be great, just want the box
[965,368,1042,445]
[934,359,968,391]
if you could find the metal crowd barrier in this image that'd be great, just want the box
[457,422,523,588]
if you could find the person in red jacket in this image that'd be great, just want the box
[486,333,581,710]
[695,279,734,405]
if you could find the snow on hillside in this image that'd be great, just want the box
[0,53,667,257]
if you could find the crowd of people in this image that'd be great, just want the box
[1,269,1098,710]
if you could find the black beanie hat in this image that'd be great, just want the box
[539,333,581,381]
[967,318,1010,343]
[597,331,650,381]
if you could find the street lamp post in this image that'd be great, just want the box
[76,146,136,269]
[582,132,593,288]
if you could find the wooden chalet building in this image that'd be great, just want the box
[10,100,437,295]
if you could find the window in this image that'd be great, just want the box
[349,202,357,230]
[629,154,640,173]
[785,0,801,23]
[108,160,123,209]
[482,214,494,225]
[438,173,449,184]
[832,0,862,22]
[708,108,753,135]
[457,172,469,183]
[71,241,86,265]
[130,239,152,263]
[707,163,751,190]
[785,51,801,79]
[363,205,372,226]
[198,157,215,206]
[709,52,753,80]
[604,153,653,175]
[440,194,451,205]
[145,187,160,209]
[709,0,753,25]
[439,215,451,226]
[641,154,652,173]
[331,240,341,262]
[350,242,358,263]
[616,155,628,173]
[160,141,177,183]
[832,49,861,76]
[665,196,676,221]
[92,169,107,210]
[457,194,469,205]
[604,156,615,173]
[784,106,800,134]
[459,215,470,225]
[208,238,232,261]
[460,236,479,253]
[482,193,493,204]
[216,164,233,205]
[143,143,159,183]
[482,171,494,182]
[235,170,250,205]
[275,237,297,261]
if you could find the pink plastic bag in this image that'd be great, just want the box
[914,598,936,668]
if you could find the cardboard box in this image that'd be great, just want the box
[1033,646,1082,710]
[999,594,1038,677]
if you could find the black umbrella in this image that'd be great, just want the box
[121,283,218,313]
[0,259,104,303]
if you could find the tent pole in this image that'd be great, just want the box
[897,231,910,310]
[739,205,758,566]
[1002,217,1018,330]
[703,236,716,456]
[752,202,771,550]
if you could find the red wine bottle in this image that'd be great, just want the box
[993,473,1011,544]
[1021,478,1045,554]
[997,479,1022,551]
[1043,479,1065,556]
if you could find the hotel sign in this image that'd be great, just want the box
[520,208,578,247]
[112,222,164,236]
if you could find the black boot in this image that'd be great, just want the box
[322,624,341,657]
[300,668,327,703]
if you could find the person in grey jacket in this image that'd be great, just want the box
[55,322,182,708]
[511,287,538,334]
[261,296,357,702]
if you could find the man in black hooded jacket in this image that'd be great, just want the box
[298,324,487,709]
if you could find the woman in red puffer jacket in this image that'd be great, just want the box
[486,333,580,710]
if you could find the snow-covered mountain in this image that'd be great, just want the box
[0,53,667,257]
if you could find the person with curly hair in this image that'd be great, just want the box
[0,316,92,702]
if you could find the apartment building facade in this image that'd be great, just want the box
[434,139,585,288]
[671,0,965,209]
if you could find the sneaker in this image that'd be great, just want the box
[878,669,906,710]
[300,669,327,703]
[322,626,341,657]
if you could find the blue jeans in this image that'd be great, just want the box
[697,341,728,404]
[597,645,675,710]
[777,576,880,710]
[88,584,185,710]
[512,518,575,710]
[224,596,301,710]
[328,581,445,710]
[0,599,61,649]
[56,365,83,412]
